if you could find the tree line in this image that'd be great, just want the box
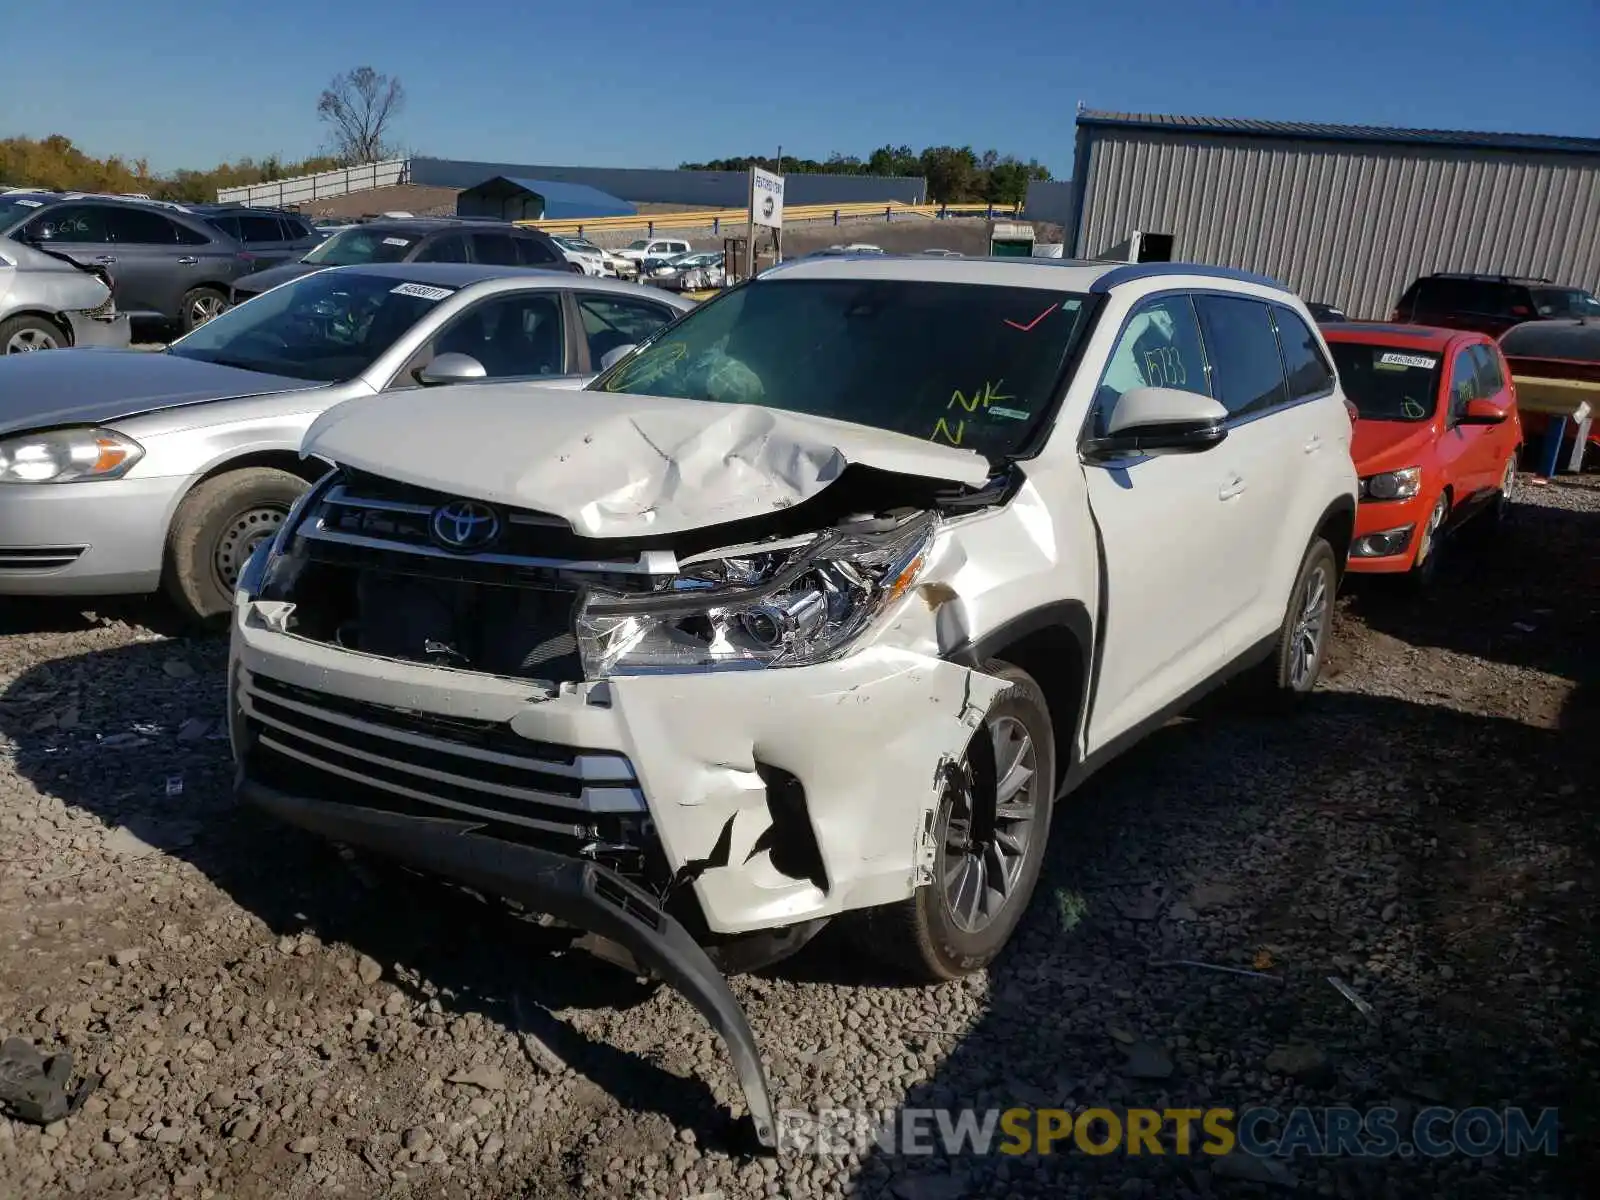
[0,135,345,203]
[679,145,1053,205]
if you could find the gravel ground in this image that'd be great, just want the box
[0,475,1596,1200]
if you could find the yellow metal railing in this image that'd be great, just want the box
[515,201,1021,238]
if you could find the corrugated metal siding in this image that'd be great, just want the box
[1075,130,1600,318]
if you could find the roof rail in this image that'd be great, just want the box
[1431,271,1553,283]
[1089,261,1289,293]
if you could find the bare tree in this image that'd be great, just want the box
[316,67,405,164]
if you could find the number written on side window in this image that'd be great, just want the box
[1092,294,1211,437]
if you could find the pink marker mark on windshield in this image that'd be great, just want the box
[1004,303,1059,333]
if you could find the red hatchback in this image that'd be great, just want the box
[1321,323,1523,581]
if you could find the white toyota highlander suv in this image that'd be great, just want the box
[228,255,1358,1150]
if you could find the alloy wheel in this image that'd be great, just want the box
[189,294,227,327]
[1494,461,1517,521]
[1288,561,1330,690]
[5,328,59,353]
[1416,494,1449,564]
[940,714,1040,933]
[212,506,285,593]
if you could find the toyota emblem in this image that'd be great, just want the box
[430,500,502,552]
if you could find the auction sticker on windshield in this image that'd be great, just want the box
[1379,352,1437,369]
[382,237,411,247]
[390,282,454,301]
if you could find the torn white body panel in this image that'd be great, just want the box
[232,599,1005,934]
[300,384,991,537]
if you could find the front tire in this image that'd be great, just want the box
[859,661,1056,982]
[162,468,307,622]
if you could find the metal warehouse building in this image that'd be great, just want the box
[1068,110,1600,319]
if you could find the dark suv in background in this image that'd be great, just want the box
[230,218,579,305]
[0,193,312,333]
[1392,272,1600,337]
[188,204,321,267]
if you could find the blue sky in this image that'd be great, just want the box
[3,0,1596,177]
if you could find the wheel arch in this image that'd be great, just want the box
[942,600,1093,788]
[1313,493,1357,582]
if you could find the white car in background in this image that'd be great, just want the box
[552,236,608,277]
[614,236,691,268]
[600,248,637,279]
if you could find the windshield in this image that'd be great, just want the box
[167,270,452,383]
[626,239,650,250]
[1529,287,1600,319]
[592,278,1090,459]
[1329,342,1440,422]
[301,226,417,266]
[0,196,50,232]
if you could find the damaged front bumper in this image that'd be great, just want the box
[238,781,780,1150]
[64,307,131,349]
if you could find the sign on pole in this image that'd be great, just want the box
[746,166,785,277]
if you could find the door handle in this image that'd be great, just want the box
[93,255,117,265]
[1303,435,1323,455]
[177,256,199,265]
[1219,475,1247,501]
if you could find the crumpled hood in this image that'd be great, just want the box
[0,348,321,437]
[303,382,992,537]
[1351,419,1437,472]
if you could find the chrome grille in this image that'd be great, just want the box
[301,481,676,578]
[239,673,647,837]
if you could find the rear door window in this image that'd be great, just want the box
[515,236,561,266]
[207,214,243,240]
[470,231,520,264]
[105,207,183,245]
[1272,306,1336,401]
[1193,294,1288,419]
[238,214,286,244]
[415,233,469,263]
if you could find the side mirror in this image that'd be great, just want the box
[1459,397,1508,425]
[598,344,638,372]
[416,352,486,386]
[1084,386,1230,460]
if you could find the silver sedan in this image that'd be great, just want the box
[0,262,692,620]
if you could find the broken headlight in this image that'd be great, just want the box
[576,512,937,676]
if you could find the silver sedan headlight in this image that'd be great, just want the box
[0,427,144,483]
[576,512,937,677]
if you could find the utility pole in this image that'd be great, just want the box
[776,144,782,175]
